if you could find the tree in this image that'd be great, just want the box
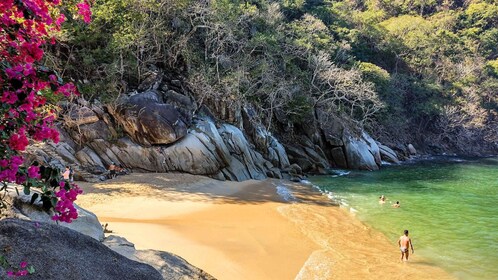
[0,0,91,223]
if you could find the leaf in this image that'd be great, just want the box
[30,193,39,205]
[27,265,35,274]
[23,186,30,195]
[51,197,58,207]
[15,187,19,196]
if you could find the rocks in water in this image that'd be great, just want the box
[0,219,163,280]
[111,91,190,146]
[104,235,215,280]
[341,131,382,171]
[378,144,400,164]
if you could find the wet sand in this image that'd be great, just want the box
[76,173,455,280]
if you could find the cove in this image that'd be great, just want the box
[310,156,498,280]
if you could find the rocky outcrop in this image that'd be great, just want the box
[104,235,215,280]
[0,219,163,280]
[26,78,402,181]
[281,111,383,172]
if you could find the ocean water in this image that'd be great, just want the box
[310,157,498,280]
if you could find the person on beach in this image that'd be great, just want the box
[398,230,414,261]
[392,201,400,208]
[62,166,70,180]
[379,195,386,204]
[108,162,117,179]
[69,166,74,182]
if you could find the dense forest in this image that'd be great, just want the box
[47,0,498,155]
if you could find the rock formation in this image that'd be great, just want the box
[26,77,403,181]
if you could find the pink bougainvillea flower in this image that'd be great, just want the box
[27,165,41,179]
[76,1,92,23]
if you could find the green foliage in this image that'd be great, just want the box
[358,62,390,91]
[486,59,498,77]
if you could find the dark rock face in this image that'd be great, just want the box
[0,219,163,280]
[112,91,190,146]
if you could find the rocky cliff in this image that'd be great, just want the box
[26,76,403,182]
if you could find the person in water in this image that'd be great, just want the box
[398,229,414,261]
[392,201,400,208]
[379,195,386,204]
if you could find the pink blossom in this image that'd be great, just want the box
[27,165,40,179]
[1,91,18,104]
[19,262,27,269]
[9,130,29,151]
[76,1,92,24]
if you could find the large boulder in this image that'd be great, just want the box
[111,91,190,146]
[0,219,163,280]
[343,133,379,171]
[378,144,400,164]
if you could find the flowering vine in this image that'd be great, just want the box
[0,0,91,224]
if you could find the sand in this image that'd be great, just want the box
[76,173,455,280]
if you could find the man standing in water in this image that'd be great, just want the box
[398,230,414,261]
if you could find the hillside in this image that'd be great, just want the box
[47,0,497,157]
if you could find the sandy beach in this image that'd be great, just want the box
[76,173,455,280]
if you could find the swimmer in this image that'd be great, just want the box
[392,201,400,208]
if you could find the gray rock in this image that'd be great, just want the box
[70,120,112,143]
[112,91,190,146]
[66,106,100,127]
[241,107,290,169]
[362,132,382,166]
[331,147,348,168]
[10,189,104,241]
[343,134,379,171]
[75,147,105,169]
[0,219,163,280]
[218,124,268,180]
[408,143,417,155]
[378,144,400,164]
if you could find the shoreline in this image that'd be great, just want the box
[76,173,455,279]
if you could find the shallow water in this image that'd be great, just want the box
[310,156,498,280]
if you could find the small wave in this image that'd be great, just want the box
[330,170,350,177]
[276,185,296,202]
[300,179,312,185]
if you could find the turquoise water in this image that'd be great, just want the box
[310,157,498,280]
